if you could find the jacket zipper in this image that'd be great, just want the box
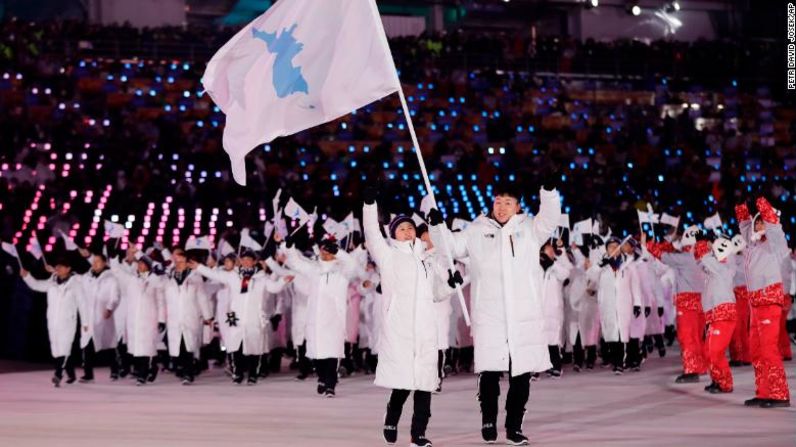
[509,235,515,257]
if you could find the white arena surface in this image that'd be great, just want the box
[0,349,793,447]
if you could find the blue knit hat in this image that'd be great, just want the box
[389,215,416,239]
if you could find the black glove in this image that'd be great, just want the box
[284,234,294,249]
[541,167,562,191]
[644,306,651,318]
[427,208,443,226]
[375,284,382,294]
[633,306,641,318]
[598,257,610,268]
[657,307,664,317]
[226,312,239,327]
[270,314,282,331]
[158,322,166,332]
[363,186,379,205]
[695,230,710,242]
[447,269,464,289]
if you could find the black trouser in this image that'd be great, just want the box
[573,334,585,368]
[608,341,625,369]
[626,338,641,368]
[459,346,474,372]
[478,368,531,433]
[599,338,609,364]
[445,348,458,373]
[437,350,445,380]
[82,339,96,379]
[314,358,339,390]
[385,389,432,439]
[133,356,156,381]
[53,355,76,380]
[268,348,283,373]
[111,341,131,377]
[547,345,562,371]
[297,342,313,376]
[172,337,196,380]
[664,325,676,346]
[652,334,665,351]
[231,348,261,380]
[341,342,355,374]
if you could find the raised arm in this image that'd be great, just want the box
[284,248,320,276]
[735,202,753,243]
[756,197,789,258]
[22,272,53,293]
[530,187,562,243]
[194,263,235,287]
[363,202,391,267]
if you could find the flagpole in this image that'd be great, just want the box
[394,63,470,327]
[366,0,470,325]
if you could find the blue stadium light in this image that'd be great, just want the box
[494,111,501,118]
[459,97,465,104]
[398,161,404,168]
[264,145,271,152]
[451,111,457,117]
[417,83,424,89]
[528,126,535,133]
[197,121,204,128]
[606,127,612,134]
[732,79,738,87]
[330,174,337,180]
[686,212,693,219]
[350,161,357,168]
[398,124,405,130]
[588,147,594,155]
[149,90,156,97]
[408,96,414,102]
[211,120,218,127]
[431,124,437,131]
[382,162,389,169]
[348,145,355,153]
[179,105,187,112]
[439,111,446,117]
[341,122,347,129]
[167,76,175,84]
[300,160,306,167]
[582,163,589,169]
[657,175,664,182]
[120,75,128,82]
[516,126,523,132]
[627,162,633,169]
[428,83,434,90]
[448,97,454,104]
[509,175,515,181]
[183,63,190,70]
[183,91,190,98]
[473,125,480,132]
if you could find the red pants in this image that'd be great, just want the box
[779,298,793,360]
[750,305,790,401]
[730,287,751,363]
[707,319,736,391]
[677,308,707,374]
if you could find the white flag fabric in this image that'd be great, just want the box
[451,218,470,232]
[264,221,275,241]
[704,213,723,230]
[202,0,400,185]
[660,213,680,228]
[217,238,235,257]
[29,236,43,260]
[272,188,282,215]
[104,220,126,239]
[284,197,310,224]
[308,207,319,231]
[186,235,213,251]
[2,242,19,259]
[239,228,263,251]
[411,213,426,226]
[420,194,435,217]
[340,213,356,236]
[58,231,79,251]
[275,216,288,239]
[558,214,570,229]
[573,218,593,236]
[323,217,340,237]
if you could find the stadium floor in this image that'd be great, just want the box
[0,348,793,447]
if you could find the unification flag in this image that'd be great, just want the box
[704,213,723,230]
[202,0,400,185]
[2,242,19,259]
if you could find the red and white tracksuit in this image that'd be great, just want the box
[694,241,737,392]
[730,255,751,364]
[736,198,791,402]
[646,241,707,375]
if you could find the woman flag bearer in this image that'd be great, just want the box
[189,249,291,385]
[284,237,359,398]
[363,187,459,447]
[736,197,791,408]
[428,180,561,446]
[692,235,738,394]
[21,258,82,387]
[540,239,573,378]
